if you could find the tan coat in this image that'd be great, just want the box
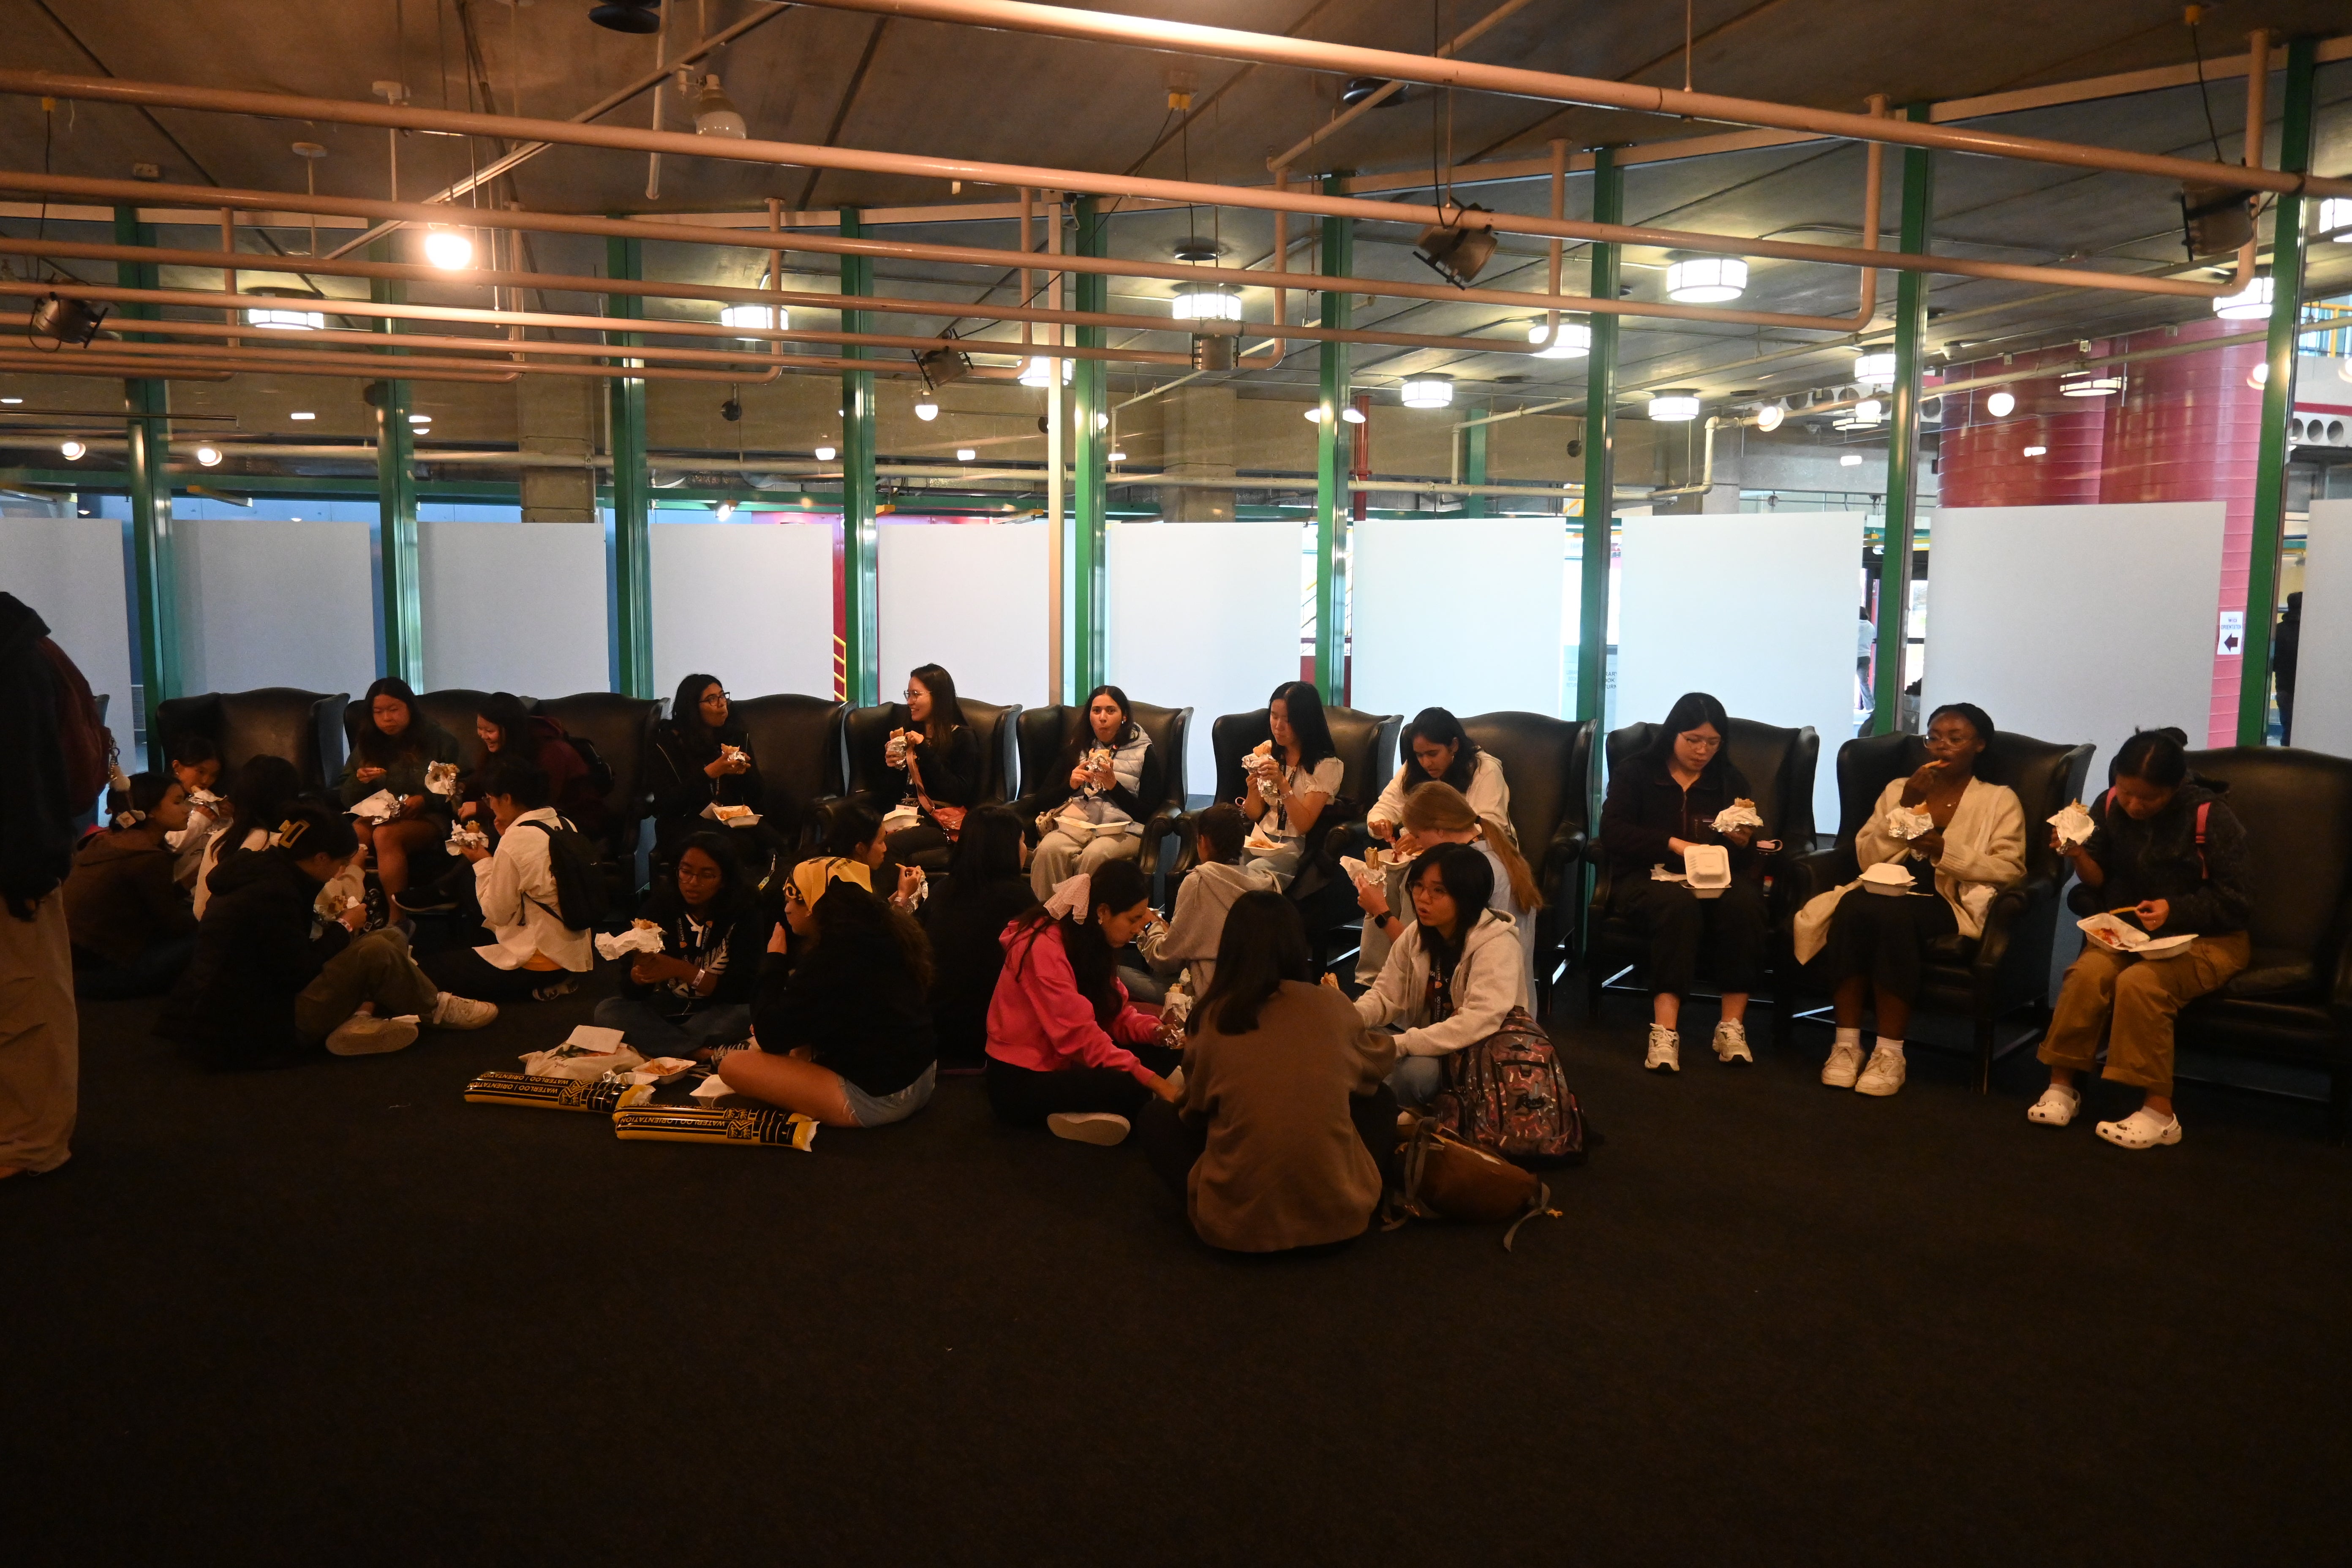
[1181,980,1397,1252]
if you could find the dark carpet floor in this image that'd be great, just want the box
[8,974,2350,1566]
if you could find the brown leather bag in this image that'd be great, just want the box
[1385,1114,1558,1252]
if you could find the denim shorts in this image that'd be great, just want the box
[841,1062,937,1128]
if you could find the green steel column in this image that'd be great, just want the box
[1314,176,1353,704]
[369,237,421,686]
[839,207,880,708]
[605,232,654,698]
[1072,198,1110,694]
[2239,35,2317,746]
[113,206,175,746]
[1462,411,1489,520]
[1574,152,1619,726]
[1875,104,1935,734]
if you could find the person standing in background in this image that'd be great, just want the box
[2273,591,2301,746]
[1857,606,1878,724]
[0,592,109,1179]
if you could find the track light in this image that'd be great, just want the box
[59,439,85,460]
[814,445,838,462]
[423,229,474,270]
[588,1,663,34]
[1527,319,1591,359]
[194,444,222,467]
[2178,182,2254,259]
[917,344,971,392]
[1400,376,1454,410]
[1984,391,2016,417]
[692,75,747,139]
[1664,257,1748,303]
[29,292,109,348]
[1414,209,1498,288]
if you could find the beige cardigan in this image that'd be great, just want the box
[1794,776,2027,964]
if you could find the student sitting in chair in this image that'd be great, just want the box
[1354,843,1529,1111]
[648,672,779,866]
[338,676,466,900]
[1026,684,1162,899]
[65,773,198,1000]
[421,755,596,1004]
[1367,706,1513,847]
[1239,680,1344,892]
[593,832,772,1059]
[880,663,983,872]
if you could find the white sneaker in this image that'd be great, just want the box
[1854,1048,1906,1097]
[1046,1112,1131,1146]
[1644,1025,1681,1073]
[2026,1084,2080,1127]
[1821,1041,1864,1089]
[1711,1018,1752,1064]
[2097,1107,2182,1149]
[427,992,499,1030]
[325,1014,419,1056]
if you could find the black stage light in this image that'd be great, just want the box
[589,1,662,35]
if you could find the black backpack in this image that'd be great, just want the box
[561,731,617,798]
[514,817,606,930]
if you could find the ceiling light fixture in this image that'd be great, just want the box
[2248,362,2269,388]
[289,410,316,421]
[1171,282,1244,322]
[1984,390,2016,417]
[1854,351,1897,387]
[1838,452,1864,467]
[2320,196,2352,242]
[1109,448,1127,462]
[2213,275,2273,320]
[1527,319,1592,359]
[1019,355,1071,388]
[1341,405,1366,425]
[193,444,222,467]
[246,306,324,331]
[714,499,736,521]
[28,292,109,347]
[408,413,431,425]
[1664,257,1748,303]
[423,228,474,270]
[2023,445,2048,456]
[719,302,784,336]
[1753,403,1784,432]
[1648,390,1701,422]
[1413,210,1499,288]
[955,448,977,461]
[814,445,838,462]
[1853,397,1884,425]
[692,75,748,139]
[588,1,663,35]
[1399,376,1454,410]
[59,440,85,460]
[913,395,939,422]
[2059,372,2123,397]
[1,397,20,405]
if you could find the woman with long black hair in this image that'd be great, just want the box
[593,831,773,1058]
[1026,683,1163,899]
[921,804,1034,1066]
[1367,706,1513,847]
[983,857,1178,1143]
[1354,843,1530,1108]
[191,754,302,919]
[881,662,984,872]
[1240,679,1342,890]
[336,676,465,898]
[646,672,770,863]
[1598,690,1775,1074]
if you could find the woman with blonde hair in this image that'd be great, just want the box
[1353,781,1543,985]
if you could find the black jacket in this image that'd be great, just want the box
[647,720,767,852]
[754,922,936,1097]
[2067,781,2251,937]
[922,873,1036,1064]
[615,884,773,1021]
[159,847,346,1068]
[0,593,77,915]
[887,708,983,808]
[1601,755,1762,879]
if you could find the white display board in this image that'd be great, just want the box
[174,517,375,701]
[879,520,1050,708]
[0,517,135,768]
[653,520,836,704]
[419,520,609,700]
[1922,503,2224,776]
[1353,516,1568,730]
[1616,512,1864,829]
[2294,500,2352,758]
[1107,519,1301,796]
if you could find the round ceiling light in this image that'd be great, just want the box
[913,395,939,422]
[2213,275,2273,320]
[814,444,838,461]
[2059,372,2123,397]
[719,303,784,336]
[1664,257,1748,303]
[1018,355,1070,387]
[1648,390,1701,422]
[1753,403,1785,432]
[193,444,222,467]
[692,76,748,139]
[1984,390,2016,417]
[423,229,474,270]
[1399,376,1454,410]
[1171,282,1243,322]
[1527,319,1591,359]
[246,306,324,331]
[1854,351,1896,387]
[59,439,86,460]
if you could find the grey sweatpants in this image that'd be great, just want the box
[0,893,78,1174]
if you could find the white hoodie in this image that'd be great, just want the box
[1354,909,1529,1057]
[1138,858,1254,996]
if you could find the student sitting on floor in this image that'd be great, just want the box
[1354,781,1544,987]
[1355,843,1530,1110]
[1239,680,1344,890]
[421,755,595,1004]
[921,805,1035,1067]
[719,860,939,1128]
[338,676,465,900]
[880,662,984,873]
[1137,802,1252,1002]
[592,832,772,1059]
[159,805,498,1066]
[191,754,302,920]
[808,799,922,911]
[983,858,1179,1145]
[65,773,198,1000]
[2029,727,2251,1151]
[1136,890,1399,1254]
[1026,684,1162,899]
[648,672,778,865]
[152,734,222,835]
[1367,706,1513,847]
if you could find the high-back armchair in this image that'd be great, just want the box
[156,687,350,790]
[730,693,844,848]
[342,689,495,772]
[532,691,660,864]
[2175,746,2352,1136]
[1583,716,1820,1020]
[1017,701,1194,877]
[1457,712,1596,1009]
[1775,727,2095,1087]
[1206,704,1401,811]
[842,699,1021,808]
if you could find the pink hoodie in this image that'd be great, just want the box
[985,918,1161,1081]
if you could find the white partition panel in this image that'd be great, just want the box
[1353,517,1567,730]
[652,520,836,702]
[1922,504,2224,774]
[174,517,375,699]
[879,520,1050,708]
[0,517,134,765]
[2295,500,2352,758]
[1108,520,1301,794]
[420,520,609,698]
[1617,512,1864,829]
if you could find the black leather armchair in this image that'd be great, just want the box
[1772,729,2094,1089]
[533,691,661,905]
[1584,716,1820,1020]
[156,687,350,790]
[2172,746,2352,1136]
[730,693,845,851]
[342,689,495,769]
[1457,712,1596,1009]
[841,699,1022,811]
[1015,702,1193,878]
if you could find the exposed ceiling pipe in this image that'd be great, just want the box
[1266,0,1541,175]
[0,72,2260,302]
[0,335,791,385]
[0,357,233,382]
[786,0,2352,201]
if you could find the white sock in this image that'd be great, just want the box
[1874,1037,1905,1059]
[1834,1026,1862,1051]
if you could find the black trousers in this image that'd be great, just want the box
[419,945,575,1003]
[984,1043,1182,1126]
[1135,1085,1403,1200]
[1820,889,1959,1007]
[1614,875,1769,998]
[885,820,956,873]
